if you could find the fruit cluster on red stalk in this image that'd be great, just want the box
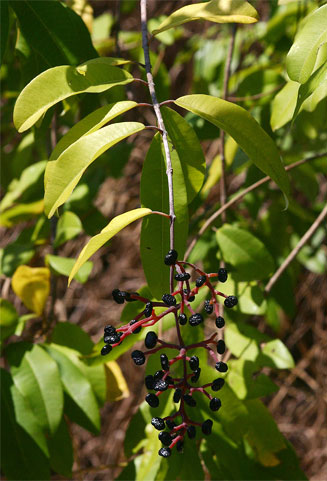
[101,250,238,457]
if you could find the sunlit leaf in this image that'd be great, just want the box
[69,208,153,284]
[152,0,258,35]
[175,94,290,196]
[54,211,82,248]
[105,361,129,401]
[0,200,44,227]
[46,255,93,284]
[12,265,50,316]
[270,81,299,131]
[14,58,133,132]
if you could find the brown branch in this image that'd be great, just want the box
[227,84,283,102]
[184,152,327,260]
[264,203,327,295]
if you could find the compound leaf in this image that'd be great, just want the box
[152,0,258,35]
[14,58,133,132]
[45,122,145,218]
[175,94,289,196]
[69,208,153,284]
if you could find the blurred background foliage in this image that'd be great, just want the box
[0,0,326,480]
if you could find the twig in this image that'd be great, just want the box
[140,0,176,294]
[227,84,283,102]
[264,203,327,294]
[184,152,327,260]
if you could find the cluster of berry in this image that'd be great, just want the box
[101,250,238,457]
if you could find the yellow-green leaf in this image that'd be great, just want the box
[152,0,258,35]
[44,122,145,218]
[270,81,299,131]
[175,94,290,196]
[13,58,133,132]
[69,208,153,284]
[11,266,50,316]
[105,361,129,401]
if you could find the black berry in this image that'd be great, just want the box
[101,344,112,356]
[175,272,190,281]
[104,333,120,344]
[144,302,153,317]
[215,361,228,373]
[160,353,169,371]
[187,425,196,439]
[178,313,187,325]
[159,447,171,457]
[189,313,203,326]
[202,419,213,435]
[164,249,178,266]
[129,319,141,334]
[154,379,168,391]
[195,275,206,287]
[217,340,226,354]
[145,393,159,407]
[145,375,155,390]
[191,368,201,383]
[212,378,225,391]
[224,295,238,308]
[125,291,139,302]
[159,431,172,446]
[104,325,116,335]
[154,370,164,381]
[112,289,125,304]
[189,355,199,371]
[173,388,182,403]
[183,394,196,407]
[131,350,145,365]
[166,419,176,430]
[162,294,176,306]
[145,331,157,349]
[151,417,165,430]
[218,268,228,283]
[176,440,184,452]
[215,316,225,328]
[204,300,213,314]
[210,397,221,411]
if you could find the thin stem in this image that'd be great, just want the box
[227,84,283,102]
[264,203,327,294]
[184,152,327,260]
[140,0,176,293]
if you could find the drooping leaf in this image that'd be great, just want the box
[11,265,50,316]
[270,81,299,131]
[216,224,275,281]
[44,122,144,217]
[0,199,44,227]
[9,0,98,67]
[45,343,100,432]
[0,369,50,481]
[152,0,258,35]
[105,361,130,401]
[51,101,138,159]
[48,417,73,478]
[14,58,134,132]
[54,211,82,248]
[68,208,153,284]
[175,95,290,196]
[140,134,189,299]
[6,342,64,435]
[46,254,93,284]
[286,4,327,84]
[161,107,206,203]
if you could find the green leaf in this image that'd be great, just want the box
[0,299,19,342]
[14,59,134,132]
[222,276,267,315]
[293,61,327,119]
[6,342,64,434]
[46,254,93,284]
[175,95,290,196]
[0,199,44,227]
[270,81,299,131]
[227,358,279,399]
[161,107,206,203]
[51,322,94,355]
[286,4,327,83]
[261,339,294,369]
[0,369,50,481]
[140,134,189,299]
[48,417,73,478]
[54,211,82,248]
[152,0,258,35]
[69,208,153,284]
[0,242,35,277]
[51,101,137,160]
[216,224,275,281]
[9,0,98,67]
[45,343,100,432]
[44,121,144,217]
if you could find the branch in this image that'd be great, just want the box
[264,203,327,295]
[140,0,176,294]
[184,152,327,260]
